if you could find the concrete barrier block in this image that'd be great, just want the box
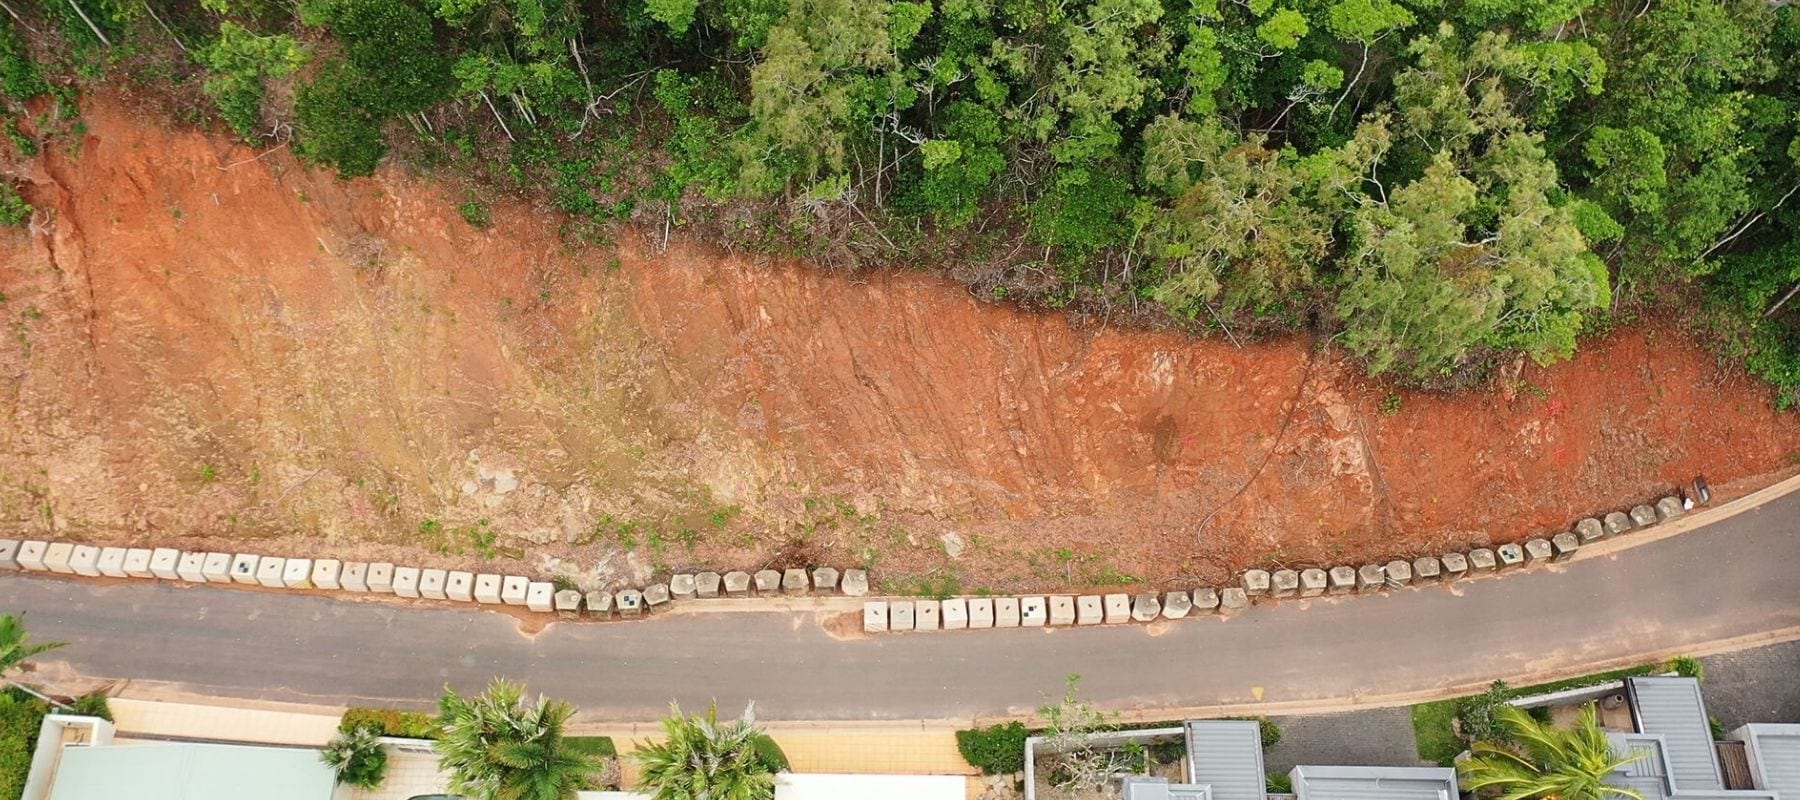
[1356,564,1384,593]
[1656,496,1684,521]
[642,583,671,609]
[585,591,613,619]
[1440,552,1469,579]
[1270,569,1299,598]
[230,553,259,584]
[695,571,721,598]
[418,568,447,600]
[781,568,809,595]
[1523,539,1553,564]
[44,543,75,574]
[1468,548,1497,572]
[254,556,285,587]
[1162,591,1192,619]
[1629,504,1657,527]
[392,567,422,599]
[1049,596,1076,626]
[525,582,554,613]
[17,541,47,572]
[1328,566,1356,594]
[175,551,205,582]
[1076,595,1103,625]
[1604,511,1633,535]
[1551,532,1579,560]
[1019,596,1047,627]
[890,600,915,631]
[669,573,696,599]
[1496,543,1526,569]
[1411,556,1441,582]
[1193,587,1220,614]
[616,589,643,618]
[500,576,529,605]
[1241,569,1271,597]
[69,545,101,577]
[281,558,313,588]
[994,597,1020,628]
[149,547,182,580]
[311,559,343,590]
[841,569,869,596]
[1103,593,1131,624]
[338,561,368,592]
[724,571,752,597]
[753,570,781,594]
[1384,559,1413,587]
[0,539,17,570]
[474,574,503,604]
[1299,568,1328,597]
[969,598,994,629]
[367,562,395,593]
[554,589,582,612]
[1131,594,1160,622]
[863,601,889,633]
[99,547,129,578]
[811,567,840,593]
[446,571,474,601]
[915,599,940,630]
[942,598,969,630]
[1576,517,1607,543]
[201,552,232,583]
[1219,588,1249,617]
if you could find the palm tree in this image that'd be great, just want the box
[0,613,65,677]
[633,702,785,800]
[1458,703,1645,800]
[435,679,595,800]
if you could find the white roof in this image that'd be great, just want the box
[578,773,967,800]
[47,742,335,800]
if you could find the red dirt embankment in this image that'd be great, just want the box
[2,94,1796,591]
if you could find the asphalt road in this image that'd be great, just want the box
[4,492,1797,722]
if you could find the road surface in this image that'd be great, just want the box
[3,492,1797,722]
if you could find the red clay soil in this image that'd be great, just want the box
[2,93,1797,593]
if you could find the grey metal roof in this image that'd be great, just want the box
[1286,765,1457,800]
[47,742,335,800]
[1122,777,1213,800]
[1630,676,1726,791]
[1731,723,1800,795]
[1607,732,1674,800]
[1184,720,1268,800]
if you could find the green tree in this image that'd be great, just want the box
[201,22,310,140]
[633,702,785,800]
[436,679,595,800]
[0,614,64,677]
[321,724,389,788]
[1458,703,1644,800]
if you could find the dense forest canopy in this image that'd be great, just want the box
[1,0,1797,398]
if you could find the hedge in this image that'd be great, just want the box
[0,691,50,800]
[956,721,1029,775]
[340,706,438,739]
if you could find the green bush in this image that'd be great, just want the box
[457,200,492,229]
[956,721,1028,775]
[1669,655,1704,681]
[295,61,387,178]
[750,732,788,771]
[0,690,50,800]
[321,725,389,788]
[70,691,112,721]
[1267,771,1293,793]
[340,706,437,739]
[1455,680,1514,745]
[567,735,618,758]
[0,181,28,227]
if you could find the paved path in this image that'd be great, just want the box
[3,491,1797,723]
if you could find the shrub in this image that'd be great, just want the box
[751,732,788,771]
[1455,681,1513,745]
[70,691,112,721]
[956,721,1028,775]
[1267,771,1293,792]
[340,706,437,739]
[0,691,49,799]
[321,724,389,788]
[0,181,29,227]
[1669,656,1704,681]
[457,200,491,229]
[295,61,387,177]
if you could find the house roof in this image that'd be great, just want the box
[1731,723,1800,796]
[1184,720,1268,800]
[1122,777,1213,800]
[1286,765,1457,800]
[1630,676,1727,791]
[47,742,335,800]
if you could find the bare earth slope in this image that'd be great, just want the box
[3,94,1797,591]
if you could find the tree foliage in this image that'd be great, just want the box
[633,702,785,800]
[321,725,389,788]
[436,679,595,800]
[1458,703,1645,800]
